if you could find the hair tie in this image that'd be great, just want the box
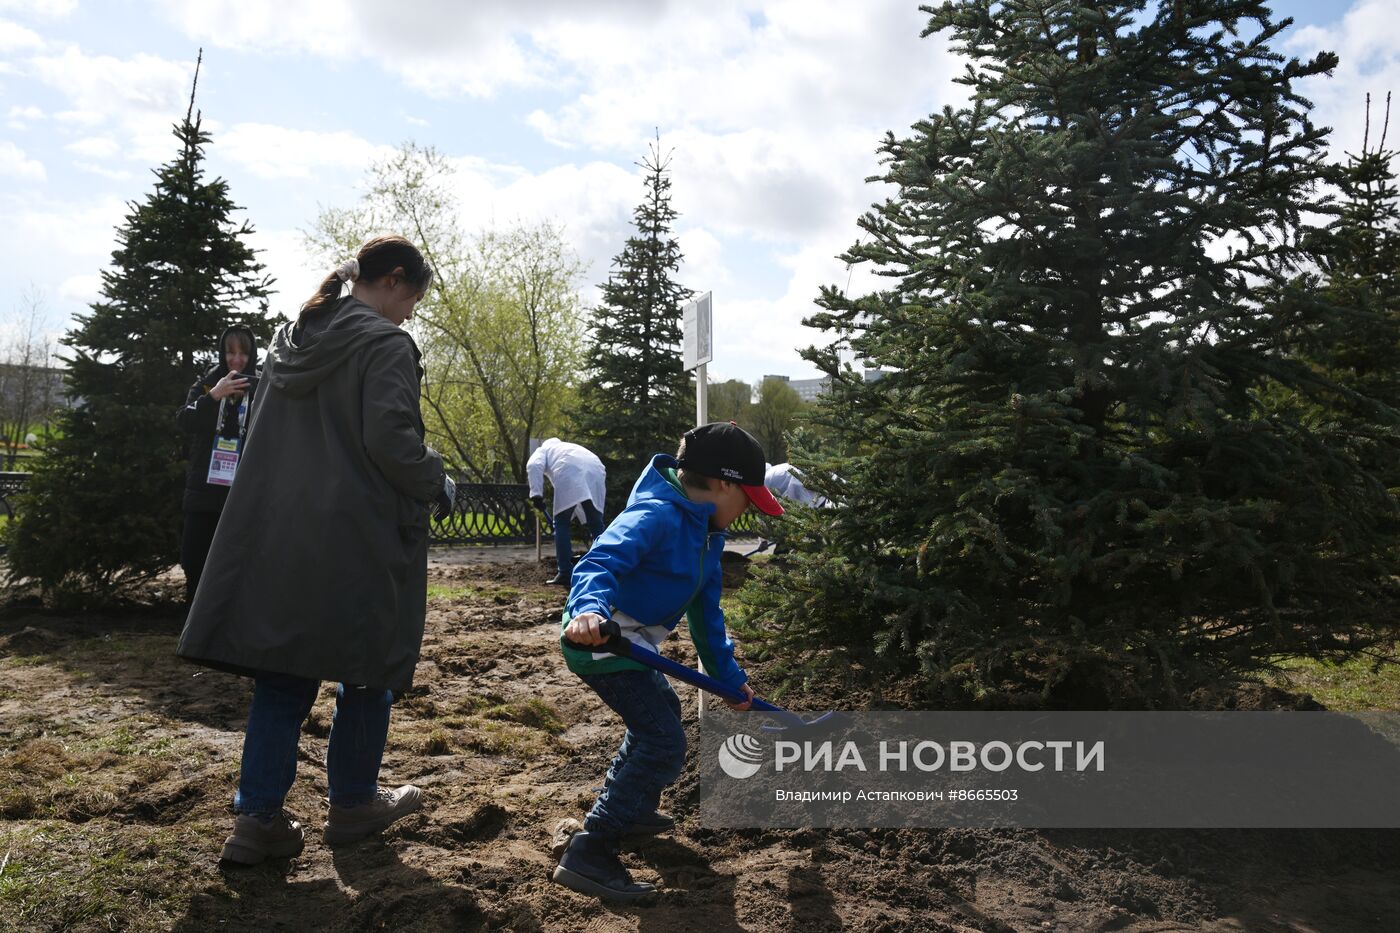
[335,258,360,284]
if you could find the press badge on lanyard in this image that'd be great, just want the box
[206,395,247,487]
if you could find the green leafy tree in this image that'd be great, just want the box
[738,1,1399,707]
[7,60,273,596]
[707,378,754,425]
[308,143,586,482]
[572,141,694,511]
[749,377,805,464]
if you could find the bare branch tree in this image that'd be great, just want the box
[0,288,59,470]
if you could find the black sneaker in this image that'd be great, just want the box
[551,831,657,904]
[221,811,305,865]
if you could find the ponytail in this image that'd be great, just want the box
[300,272,344,318]
[300,236,432,318]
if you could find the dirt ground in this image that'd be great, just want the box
[2,556,1399,932]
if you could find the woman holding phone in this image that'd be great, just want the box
[176,325,260,605]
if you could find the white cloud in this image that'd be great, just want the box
[678,226,729,290]
[73,161,132,181]
[0,192,127,345]
[0,0,76,16]
[6,102,41,129]
[0,18,43,52]
[52,108,104,125]
[30,45,193,118]
[708,235,872,381]
[0,192,127,262]
[65,135,119,158]
[245,227,315,311]
[0,140,44,181]
[442,158,640,290]
[217,123,393,179]
[58,273,101,304]
[1288,0,1400,159]
[153,0,559,96]
[24,46,197,162]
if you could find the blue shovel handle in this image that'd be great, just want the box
[563,618,833,729]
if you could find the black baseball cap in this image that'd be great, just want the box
[676,422,784,516]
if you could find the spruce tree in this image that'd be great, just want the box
[738,1,1400,706]
[572,141,694,510]
[1299,98,1400,416]
[7,56,272,596]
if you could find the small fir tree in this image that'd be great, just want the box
[1297,96,1400,417]
[7,54,273,596]
[572,140,694,511]
[737,1,1400,707]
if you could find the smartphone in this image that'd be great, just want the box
[236,373,259,391]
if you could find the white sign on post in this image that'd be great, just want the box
[681,291,715,715]
[682,292,713,371]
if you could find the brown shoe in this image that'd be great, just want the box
[324,785,423,845]
[221,812,305,866]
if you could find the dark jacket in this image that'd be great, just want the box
[177,325,260,513]
[176,297,445,692]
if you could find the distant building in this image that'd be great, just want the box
[760,369,888,402]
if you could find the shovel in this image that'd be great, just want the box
[563,617,839,732]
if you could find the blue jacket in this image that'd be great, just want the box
[560,454,747,688]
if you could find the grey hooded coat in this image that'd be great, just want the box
[176,297,445,692]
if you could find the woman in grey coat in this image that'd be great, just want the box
[177,235,453,865]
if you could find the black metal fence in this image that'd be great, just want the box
[430,481,763,544]
[0,473,762,546]
[0,472,26,520]
[433,482,535,545]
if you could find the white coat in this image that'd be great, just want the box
[527,438,606,520]
[764,462,828,508]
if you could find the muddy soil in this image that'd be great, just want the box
[1,558,1398,932]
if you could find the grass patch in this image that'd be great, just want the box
[427,583,480,601]
[1267,650,1400,711]
[83,726,178,759]
[394,696,564,759]
[421,729,454,755]
[463,720,551,756]
[0,823,195,931]
[482,697,566,735]
[0,717,190,822]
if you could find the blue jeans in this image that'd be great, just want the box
[233,671,394,816]
[555,500,605,574]
[578,668,686,840]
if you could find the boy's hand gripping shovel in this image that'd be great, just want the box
[563,618,839,732]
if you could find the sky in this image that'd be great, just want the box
[2,0,1399,384]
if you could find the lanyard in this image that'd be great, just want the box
[215,392,249,439]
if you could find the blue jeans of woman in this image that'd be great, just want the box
[578,668,686,840]
[233,671,393,816]
[555,500,606,574]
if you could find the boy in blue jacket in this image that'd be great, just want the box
[552,422,784,903]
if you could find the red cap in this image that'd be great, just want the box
[742,483,784,516]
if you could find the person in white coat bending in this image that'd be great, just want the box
[764,462,829,508]
[528,438,607,585]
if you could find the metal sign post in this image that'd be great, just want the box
[682,292,714,714]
